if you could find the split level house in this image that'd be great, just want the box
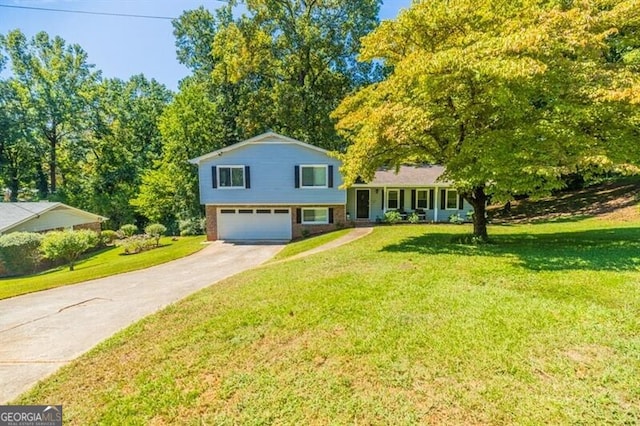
[189,132,472,241]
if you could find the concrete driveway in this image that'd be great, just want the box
[0,241,283,403]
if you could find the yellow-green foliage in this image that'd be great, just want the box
[334,0,640,215]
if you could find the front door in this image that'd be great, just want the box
[356,190,370,219]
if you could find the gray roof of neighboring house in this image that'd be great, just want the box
[0,202,106,234]
[360,165,450,186]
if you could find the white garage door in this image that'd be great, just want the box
[217,208,292,240]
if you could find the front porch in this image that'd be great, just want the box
[346,186,473,223]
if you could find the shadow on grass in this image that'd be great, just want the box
[381,227,640,272]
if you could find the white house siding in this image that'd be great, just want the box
[9,209,100,233]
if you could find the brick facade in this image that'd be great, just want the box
[204,204,348,241]
[205,205,218,241]
[73,222,103,233]
[291,204,347,239]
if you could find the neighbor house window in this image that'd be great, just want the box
[387,189,399,209]
[219,166,245,188]
[445,189,460,210]
[300,165,328,188]
[302,208,329,224]
[417,190,428,209]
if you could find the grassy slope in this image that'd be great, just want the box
[0,236,205,300]
[272,228,352,260]
[15,218,640,424]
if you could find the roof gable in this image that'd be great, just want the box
[188,132,331,165]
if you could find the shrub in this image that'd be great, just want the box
[0,232,43,276]
[449,213,464,224]
[40,230,99,271]
[100,230,118,246]
[383,210,402,224]
[144,223,167,247]
[178,217,205,236]
[408,212,420,224]
[117,234,155,255]
[119,224,138,237]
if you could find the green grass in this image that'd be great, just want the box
[14,219,640,424]
[272,228,352,261]
[0,236,205,300]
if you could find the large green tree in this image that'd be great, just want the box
[132,79,222,226]
[0,79,37,200]
[140,0,382,226]
[334,0,640,241]
[65,75,172,228]
[2,30,100,196]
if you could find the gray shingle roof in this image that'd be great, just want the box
[363,165,450,186]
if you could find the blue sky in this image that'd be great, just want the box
[0,1,413,91]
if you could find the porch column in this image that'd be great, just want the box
[434,187,439,222]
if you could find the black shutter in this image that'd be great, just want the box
[400,190,405,210]
[294,165,300,188]
[245,166,251,189]
[381,190,385,209]
[296,208,302,223]
[328,208,334,224]
[429,189,435,210]
[211,166,217,188]
[440,189,446,210]
[328,165,334,188]
[458,193,464,210]
[411,190,416,210]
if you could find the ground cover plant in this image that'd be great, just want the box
[14,219,640,424]
[0,236,204,300]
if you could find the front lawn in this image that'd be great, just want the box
[14,219,640,424]
[0,236,205,300]
[271,228,352,261]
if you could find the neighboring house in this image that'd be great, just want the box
[189,132,472,241]
[0,202,107,235]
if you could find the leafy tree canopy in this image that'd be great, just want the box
[333,0,640,240]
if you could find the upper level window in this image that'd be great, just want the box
[219,166,245,188]
[445,189,460,210]
[417,190,428,209]
[387,189,399,209]
[301,165,327,188]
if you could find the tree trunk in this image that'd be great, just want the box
[35,162,48,198]
[9,175,19,202]
[465,186,489,242]
[49,138,57,194]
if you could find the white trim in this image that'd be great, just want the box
[444,189,461,210]
[217,165,245,189]
[355,189,371,219]
[189,132,331,164]
[416,189,429,209]
[301,207,329,225]
[300,164,328,189]
[386,189,400,210]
